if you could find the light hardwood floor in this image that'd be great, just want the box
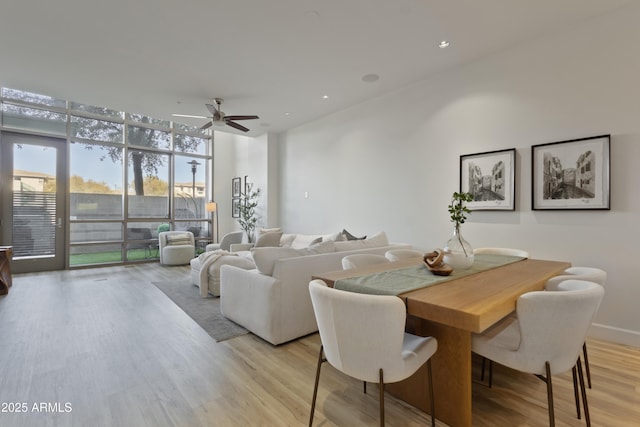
[0,263,638,426]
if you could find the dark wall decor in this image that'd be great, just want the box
[460,148,516,211]
[531,134,610,210]
[232,198,241,218]
[231,177,241,217]
[232,177,241,198]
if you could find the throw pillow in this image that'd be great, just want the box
[254,231,283,248]
[309,237,322,246]
[280,233,297,248]
[334,231,389,252]
[258,227,281,237]
[307,240,336,255]
[165,233,191,246]
[322,231,345,242]
[342,229,366,240]
[291,234,323,249]
[365,231,388,246]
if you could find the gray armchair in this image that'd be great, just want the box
[205,231,244,252]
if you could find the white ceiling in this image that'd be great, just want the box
[0,0,632,137]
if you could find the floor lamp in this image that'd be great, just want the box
[205,201,219,243]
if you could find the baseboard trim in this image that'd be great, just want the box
[589,323,640,348]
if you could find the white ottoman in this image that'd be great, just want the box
[190,251,256,297]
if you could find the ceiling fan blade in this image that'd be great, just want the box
[172,113,208,119]
[225,120,250,132]
[200,121,213,130]
[205,103,218,114]
[225,115,259,121]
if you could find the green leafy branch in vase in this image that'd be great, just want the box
[237,182,261,243]
[447,191,474,256]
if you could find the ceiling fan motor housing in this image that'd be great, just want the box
[213,110,225,123]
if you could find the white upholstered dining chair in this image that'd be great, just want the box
[472,279,604,427]
[341,253,391,270]
[546,267,606,388]
[474,247,530,382]
[473,247,529,258]
[546,267,606,291]
[384,248,424,262]
[308,279,438,427]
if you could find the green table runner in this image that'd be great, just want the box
[334,254,525,295]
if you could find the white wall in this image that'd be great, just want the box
[213,131,277,239]
[212,132,236,238]
[277,3,640,347]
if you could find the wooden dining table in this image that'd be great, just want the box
[313,256,570,427]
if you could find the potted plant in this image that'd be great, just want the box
[443,191,474,269]
[237,182,261,243]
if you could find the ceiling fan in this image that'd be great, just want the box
[173,98,259,132]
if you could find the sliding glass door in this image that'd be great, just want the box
[2,87,213,270]
[0,132,66,272]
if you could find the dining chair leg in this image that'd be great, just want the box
[577,356,591,427]
[479,357,493,387]
[583,342,592,388]
[309,345,325,427]
[488,359,493,388]
[572,365,581,419]
[379,369,385,427]
[427,359,436,427]
[544,361,556,427]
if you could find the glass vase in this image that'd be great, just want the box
[443,225,474,270]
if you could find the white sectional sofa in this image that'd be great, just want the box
[220,231,410,345]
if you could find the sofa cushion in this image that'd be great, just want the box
[165,233,191,246]
[254,231,283,248]
[334,231,388,252]
[252,241,335,275]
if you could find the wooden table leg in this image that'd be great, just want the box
[386,316,473,427]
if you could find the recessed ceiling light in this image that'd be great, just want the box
[438,40,450,49]
[322,95,329,99]
[362,73,380,83]
[284,112,292,116]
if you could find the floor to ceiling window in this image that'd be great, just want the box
[0,87,212,270]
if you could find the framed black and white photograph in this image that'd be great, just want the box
[532,134,610,210]
[244,175,249,195]
[460,148,516,211]
[232,198,241,218]
[232,177,241,198]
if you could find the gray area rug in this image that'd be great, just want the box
[152,280,249,342]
